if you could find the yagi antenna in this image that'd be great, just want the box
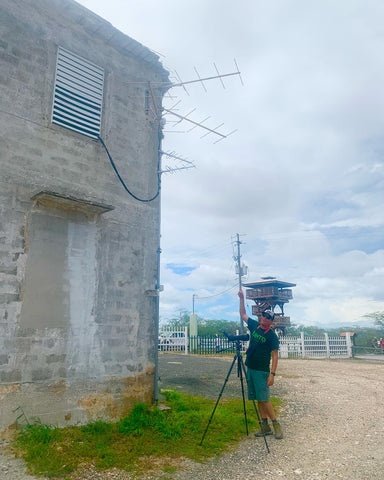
[160,151,194,165]
[162,108,236,142]
[188,115,211,133]
[159,150,196,174]
[213,62,226,89]
[174,70,190,96]
[161,164,194,174]
[169,59,243,89]
[194,66,208,92]
[143,60,243,172]
[173,108,196,126]
[234,58,244,86]
[159,59,243,142]
[126,59,243,89]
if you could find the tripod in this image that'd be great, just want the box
[199,339,270,453]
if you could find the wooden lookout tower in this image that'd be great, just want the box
[243,277,296,333]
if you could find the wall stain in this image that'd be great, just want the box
[120,368,155,416]
[0,384,20,401]
[78,368,155,420]
[47,380,67,396]
[78,392,118,420]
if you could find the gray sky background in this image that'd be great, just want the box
[77,0,384,327]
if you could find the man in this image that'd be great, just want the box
[238,288,283,439]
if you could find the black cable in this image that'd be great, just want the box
[97,135,160,203]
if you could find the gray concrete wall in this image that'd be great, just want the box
[0,0,168,429]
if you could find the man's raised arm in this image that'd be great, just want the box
[238,288,249,325]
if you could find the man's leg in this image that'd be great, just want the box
[258,401,283,439]
[254,401,274,436]
[258,400,276,421]
[248,370,283,439]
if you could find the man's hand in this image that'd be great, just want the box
[238,288,248,323]
[267,374,275,387]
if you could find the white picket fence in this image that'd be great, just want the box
[158,326,189,354]
[279,332,353,358]
[158,329,353,358]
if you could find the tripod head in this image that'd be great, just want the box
[223,331,249,342]
[223,331,249,353]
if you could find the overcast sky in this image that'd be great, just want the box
[77,0,384,328]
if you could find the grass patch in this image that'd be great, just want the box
[13,390,280,478]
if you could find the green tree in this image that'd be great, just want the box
[162,309,191,329]
[197,319,241,336]
[161,315,242,337]
[285,324,327,336]
[362,311,384,329]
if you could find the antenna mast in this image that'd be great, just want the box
[233,233,247,333]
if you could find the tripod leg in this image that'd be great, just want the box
[240,359,270,453]
[237,354,249,436]
[200,355,237,445]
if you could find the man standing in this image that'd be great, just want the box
[238,288,283,439]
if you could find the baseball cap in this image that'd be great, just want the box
[262,309,275,321]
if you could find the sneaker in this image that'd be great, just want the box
[255,422,273,437]
[272,421,283,439]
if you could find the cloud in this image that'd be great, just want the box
[77,0,384,327]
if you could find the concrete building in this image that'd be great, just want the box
[0,0,168,429]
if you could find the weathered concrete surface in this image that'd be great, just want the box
[0,0,168,429]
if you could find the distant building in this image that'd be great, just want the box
[340,332,356,346]
[244,278,296,333]
[0,0,168,429]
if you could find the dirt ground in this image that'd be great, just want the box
[1,354,383,480]
[159,353,384,480]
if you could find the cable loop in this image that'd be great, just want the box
[98,135,160,203]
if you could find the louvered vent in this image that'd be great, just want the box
[52,47,104,139]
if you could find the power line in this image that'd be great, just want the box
[165,241,232,261]
[194,283,238,300]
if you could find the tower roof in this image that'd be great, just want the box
[244,279,296,289]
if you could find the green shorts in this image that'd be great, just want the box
[246,368,270,402]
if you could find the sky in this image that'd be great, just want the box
[76,0,384,328]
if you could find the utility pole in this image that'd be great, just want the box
[233,233,247,333]
[236,233,242,291]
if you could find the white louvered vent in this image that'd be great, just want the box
[52,47,104,139]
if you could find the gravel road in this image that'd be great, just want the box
[1,354,383,480]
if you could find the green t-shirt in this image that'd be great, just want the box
[245,317,279,372]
